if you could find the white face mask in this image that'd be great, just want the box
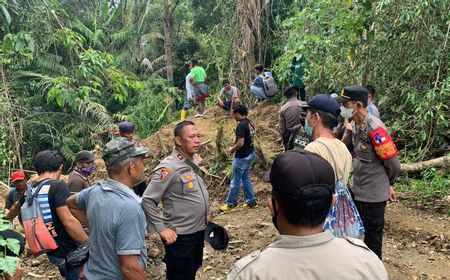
[340,106,354,119]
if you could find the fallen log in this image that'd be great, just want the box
[401,155,450,173]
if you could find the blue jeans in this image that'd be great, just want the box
[226,151,256,206]
[250,86,270,100]
[219,100,232,111]
[47,255,79,280]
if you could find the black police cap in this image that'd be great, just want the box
[335,85,368,103]
[204,222,229,250]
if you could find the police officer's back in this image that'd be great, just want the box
[228,150,387,280]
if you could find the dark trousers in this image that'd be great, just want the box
[163,230,205,280]
[282,128,299,151]
[354,200,386,260]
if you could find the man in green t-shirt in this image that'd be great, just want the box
[189,58,209,117]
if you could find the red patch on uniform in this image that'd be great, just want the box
[160,168,171,180]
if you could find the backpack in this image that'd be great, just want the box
[262,71,279,97]
[21,179,59,255]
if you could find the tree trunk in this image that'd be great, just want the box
[163,0,174,87]
[233,0,264,89]
[401,155,450,173]
[0,65,23,169]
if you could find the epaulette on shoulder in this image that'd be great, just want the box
[154,156,175,171]
[227,250,261,280]
[344,237,370,251]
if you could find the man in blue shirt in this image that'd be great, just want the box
[67,138,149,280]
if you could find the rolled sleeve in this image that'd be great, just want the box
[141,168,173,233]
[116,206,146,255]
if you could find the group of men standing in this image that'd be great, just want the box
[3,53,402,279]
[277,84,400,260]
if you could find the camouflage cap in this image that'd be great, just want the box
[102,137,149,167]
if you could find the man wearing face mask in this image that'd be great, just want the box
[228,150,387,280]
[68,151,95,194]
[300,94,352,185]
[336,85,401,260]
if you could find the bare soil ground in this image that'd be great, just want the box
[6,103,449,279]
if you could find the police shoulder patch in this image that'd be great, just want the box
[159,167,172,180]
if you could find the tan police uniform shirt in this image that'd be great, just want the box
[228,230,388,280]
[305,137,352,185]
[141,149,210,235]
[352,114,401,202]
[278,98,304,136]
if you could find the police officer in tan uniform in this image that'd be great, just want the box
[228,150,387,280]
[141,121,210,280]
[337,85,401,259]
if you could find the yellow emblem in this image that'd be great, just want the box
[188,182,194,189]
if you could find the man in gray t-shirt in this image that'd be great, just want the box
[67,138,149,280]
[218,79,241,114]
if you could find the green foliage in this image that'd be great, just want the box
[123,79,178,137]
[0,126,13,168]
[0,212,20,277]
[0,32,34,66]
[397,168,450,215]
[277,0,450,160]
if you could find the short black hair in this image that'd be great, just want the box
[190,58,199,65]
[273,185,334,228]
[254,64,264,72]
[222,79,230,85]
[365,85,375,97]
[284,86,298,98]
[310,109,338,130]
[174,121,195,138]
[233,104,248,116]
[33,150,65,175]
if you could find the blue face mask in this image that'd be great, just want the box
[305,118,313,136]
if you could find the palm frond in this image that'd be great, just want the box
[34,53,68,75]
[77,100,113,128]
[111,27,133,45]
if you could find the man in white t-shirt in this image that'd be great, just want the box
[218,79,241,115]
[300,94,352,185]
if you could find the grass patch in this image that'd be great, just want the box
[396,168,450,215]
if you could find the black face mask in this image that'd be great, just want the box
[271,197,279,230]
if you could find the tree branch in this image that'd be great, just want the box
[169,0,181,18]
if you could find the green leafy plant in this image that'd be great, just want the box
[0,211,21,277]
